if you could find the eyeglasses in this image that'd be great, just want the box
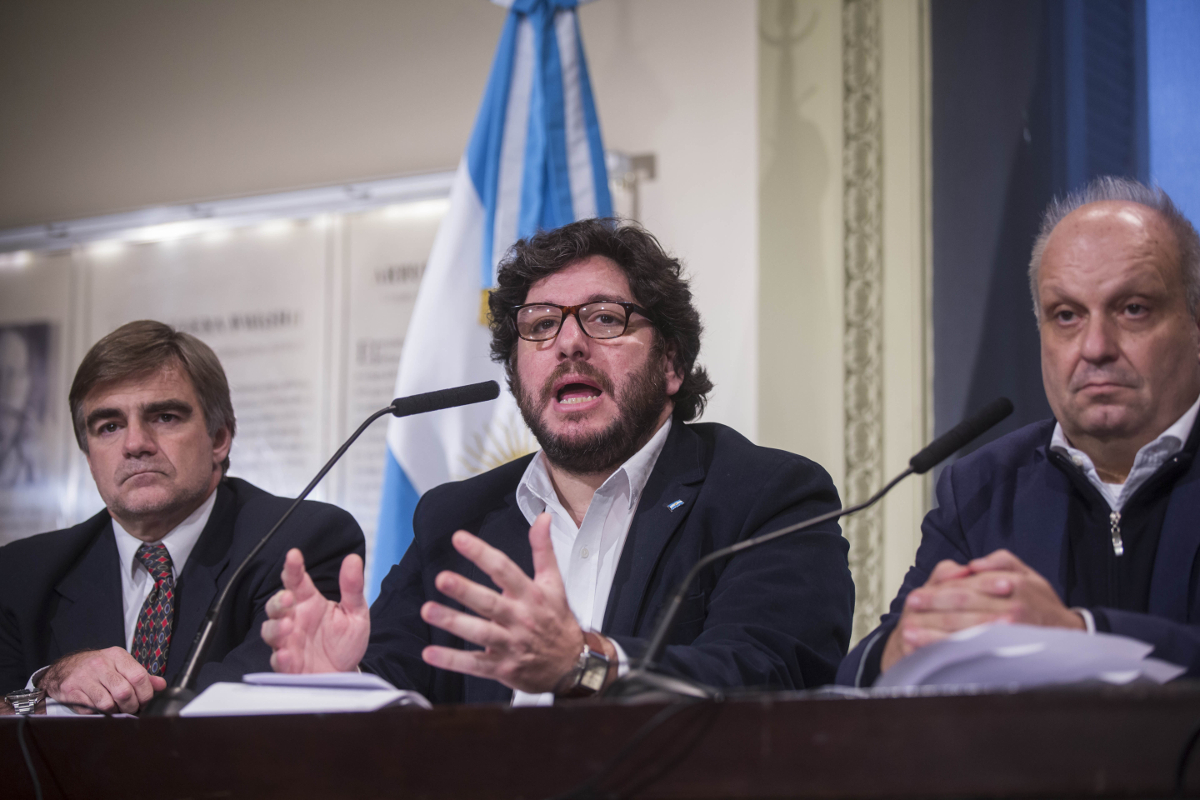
[512,301,653,342]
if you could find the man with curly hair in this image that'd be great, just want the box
[264,218,853,703]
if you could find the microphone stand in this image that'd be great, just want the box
[604,397,1014,703]
[142,380,500,717]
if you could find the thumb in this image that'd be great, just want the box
[149,675,167,691]
[339,553,368,616]
[528,513,560,581]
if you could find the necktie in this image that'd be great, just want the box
[131,543,175,676]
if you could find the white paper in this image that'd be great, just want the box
[876,623,1185,690]
[180,672,431,716]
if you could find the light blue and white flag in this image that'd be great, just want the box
[369,0,612,601]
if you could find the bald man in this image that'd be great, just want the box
[840,176,1200,685]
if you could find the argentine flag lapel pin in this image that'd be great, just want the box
[668,500,684,512]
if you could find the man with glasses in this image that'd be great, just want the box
[263,218,853,703]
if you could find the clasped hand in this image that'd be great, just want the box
[880,548,1085,673]
[262,513,588,693]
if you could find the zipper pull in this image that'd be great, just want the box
[1110,510,1124,557]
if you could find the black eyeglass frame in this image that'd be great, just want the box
[510,301,655,342]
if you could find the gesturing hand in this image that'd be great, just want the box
[420,513,587,693]
[39,647,166,714]
[880,548,1085,673]
[261,549,371,673]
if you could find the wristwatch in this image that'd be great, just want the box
[555,637,611,698]
[5,688,44,715]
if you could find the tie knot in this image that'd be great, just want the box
[135,543,174,583]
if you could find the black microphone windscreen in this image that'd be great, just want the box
[908,397,1013,474]
[391,380,501,418]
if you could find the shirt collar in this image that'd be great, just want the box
[1051,393,1200,478]
[111,485,219,581]
[517,417,673,520]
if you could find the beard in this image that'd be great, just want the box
[513,349,669,476]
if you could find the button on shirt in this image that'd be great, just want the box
[511,417,672,707]
[1050,394,1200,512]
[111,488,217,651]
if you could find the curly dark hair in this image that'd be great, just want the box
[487,218,713,422]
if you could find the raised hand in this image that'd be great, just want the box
[262,549,370,673]
[39,647,167,714]
[419,513,593,693]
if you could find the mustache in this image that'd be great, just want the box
[539,361,616,403]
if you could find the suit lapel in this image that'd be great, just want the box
[51,519,125,656]
[1011,449,1072,598]
[602,422,705,636]
[165,483,236,682]
[1150,457,1200,620]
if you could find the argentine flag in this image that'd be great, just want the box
[369,0,613,601]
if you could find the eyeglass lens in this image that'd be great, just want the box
[516,303,630,340]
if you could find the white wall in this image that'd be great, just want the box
[0,0,761,438]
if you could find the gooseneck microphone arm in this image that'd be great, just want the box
[144,380,500,716]
[625,397,1015,683]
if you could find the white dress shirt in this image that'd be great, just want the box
[1050,394,1200,512]
[510,417,672,706]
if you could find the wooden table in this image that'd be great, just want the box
[3,684,1199,799]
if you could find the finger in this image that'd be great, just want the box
[907,585,1012,613]
[926,559,972,585]
[421,601,508,648]
[338,554,368,615]
[280,548,320,602]
[149,676,167,692]
[528,514,560,581]
[421,644,497,680]
[452,531,532,596]
[265,589,295,620]
[968,548,1029,575]
[112,655,157,707]
[77,675,119,714]
[433,570,512,623]
[960,571,1017,597]
[900,624,953,651]
[261,616,294,650]
[97,670,141,714]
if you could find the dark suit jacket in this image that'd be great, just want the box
[838,419,1200,685]
[363,421,854,704]
[0,477,364,693]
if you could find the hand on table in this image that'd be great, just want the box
[38,647,166,714]
[261,550,370,673]
[421,513,606,694]
[880,548,1084,673]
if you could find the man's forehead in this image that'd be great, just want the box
[83,363,197,411]
[524,255,633,303]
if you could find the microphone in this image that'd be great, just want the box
[142,380,500,717]
[605,397,1013,702]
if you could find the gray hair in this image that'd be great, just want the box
[1028,176,1200,319]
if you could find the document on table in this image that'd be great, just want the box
[180,671,432,716]
[874,623,1186,691]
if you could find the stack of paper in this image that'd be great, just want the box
[180,671,432,716]
[875,623,1185,690]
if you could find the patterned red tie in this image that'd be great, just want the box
[131,543,175,677]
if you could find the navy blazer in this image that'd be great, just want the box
[838,418,1200,685]
[0,477,364,693]
[363,420,854,704]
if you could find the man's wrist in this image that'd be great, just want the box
[583,631,619,689]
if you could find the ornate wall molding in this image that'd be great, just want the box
[842,0,885,641]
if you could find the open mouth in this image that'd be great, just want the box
[553,377,604,408]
